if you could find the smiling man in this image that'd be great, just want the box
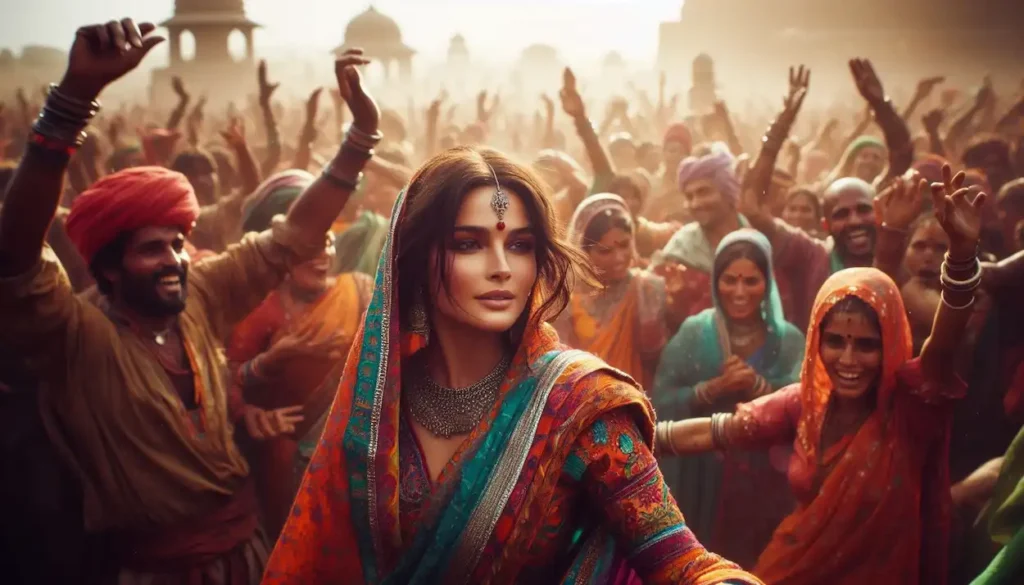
[0,17,378,584]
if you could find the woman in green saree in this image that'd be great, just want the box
[261,144,761,584]
[652,229,804,567]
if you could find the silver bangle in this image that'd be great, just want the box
[941,290,975,311]
[711,412,732,451]
[940,259,982,293]
[944,250,979,270]
[656,421,680,456]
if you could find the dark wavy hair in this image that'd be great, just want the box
[395,147,596,332]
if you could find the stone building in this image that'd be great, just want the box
[335,6,415,82]
[657,0,1024,98]
[149,0,260,107]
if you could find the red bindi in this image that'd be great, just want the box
[497,221,505,231]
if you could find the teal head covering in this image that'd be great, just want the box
[709,228,787,362]
[241,169,315,233]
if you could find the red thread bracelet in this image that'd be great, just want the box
[30,131,78,156]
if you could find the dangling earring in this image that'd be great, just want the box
[409,288,430,342]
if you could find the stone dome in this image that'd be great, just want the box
[174,0,245,14]
[345,6,403,45]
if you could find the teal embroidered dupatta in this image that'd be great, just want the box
[261,188,657,585]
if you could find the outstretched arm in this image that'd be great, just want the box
[576,409,763,584]
[283,50,378,240]
[848,59,912,184]
[920,164,986,384]
[559,67,615,192]
[738,65,810,243]
[0,19,163,277]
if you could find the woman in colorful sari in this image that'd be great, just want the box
[652,229,804,568]
[228,170,375,538]
[262,147,761,584]
[655,169,986,585]
[553,193,668,390]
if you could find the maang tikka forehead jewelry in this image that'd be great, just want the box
[487,163,509,230]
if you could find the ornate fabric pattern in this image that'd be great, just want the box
[262,189,761,585]
[749,268,966,585]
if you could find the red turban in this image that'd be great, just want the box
[65,166,200,263]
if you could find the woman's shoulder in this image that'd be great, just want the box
[676,308,717,332]
[538,349,654,430]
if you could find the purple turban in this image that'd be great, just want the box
[676,142,740,205]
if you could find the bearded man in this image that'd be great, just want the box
[0,18,379,584]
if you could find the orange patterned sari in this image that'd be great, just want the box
[736,268,964,585]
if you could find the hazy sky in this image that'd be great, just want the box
[0,0,685,63]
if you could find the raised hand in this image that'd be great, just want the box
[930,163,986,259]
[975,76,995,110]
[334,49,377,134]
[59,18,164,102]
[171,75,189,101]
[787,65,811,108]
[218,116,246,148]
[559,68,586,119]
[922,108,945,133]
[428,90,446,120]
[914,76,945,101]
[849,58,886,105]
[242,405,305,440]
[874,171,926,231]
[257,60,279,108]
[540,93,554,118]
[304,88,322,123]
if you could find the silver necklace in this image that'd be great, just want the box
[153,327,172,345]
[406,352,512,438]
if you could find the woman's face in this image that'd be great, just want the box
[290,236,335,291]
[587,227,633,283]
[716,257,766,322]
[819,308,883,401]
[429,186,538,334]
[781,193,820,233]
[852,146,886,183]
[903,220,948,287]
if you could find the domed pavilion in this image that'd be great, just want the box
[334,6,415,82]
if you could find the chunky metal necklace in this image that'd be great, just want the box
[406,352,512,438]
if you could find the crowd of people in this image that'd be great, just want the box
[1,15,1024,585]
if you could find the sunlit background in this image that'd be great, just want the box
[0,0,684,64]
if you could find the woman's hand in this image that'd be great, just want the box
[713,356,758,396]
[242,405,304,440]
[930,163,986,260]
[849,58,886,106]
[334,49,377,135]
[874,170,926,232]
[559,68,586,119]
